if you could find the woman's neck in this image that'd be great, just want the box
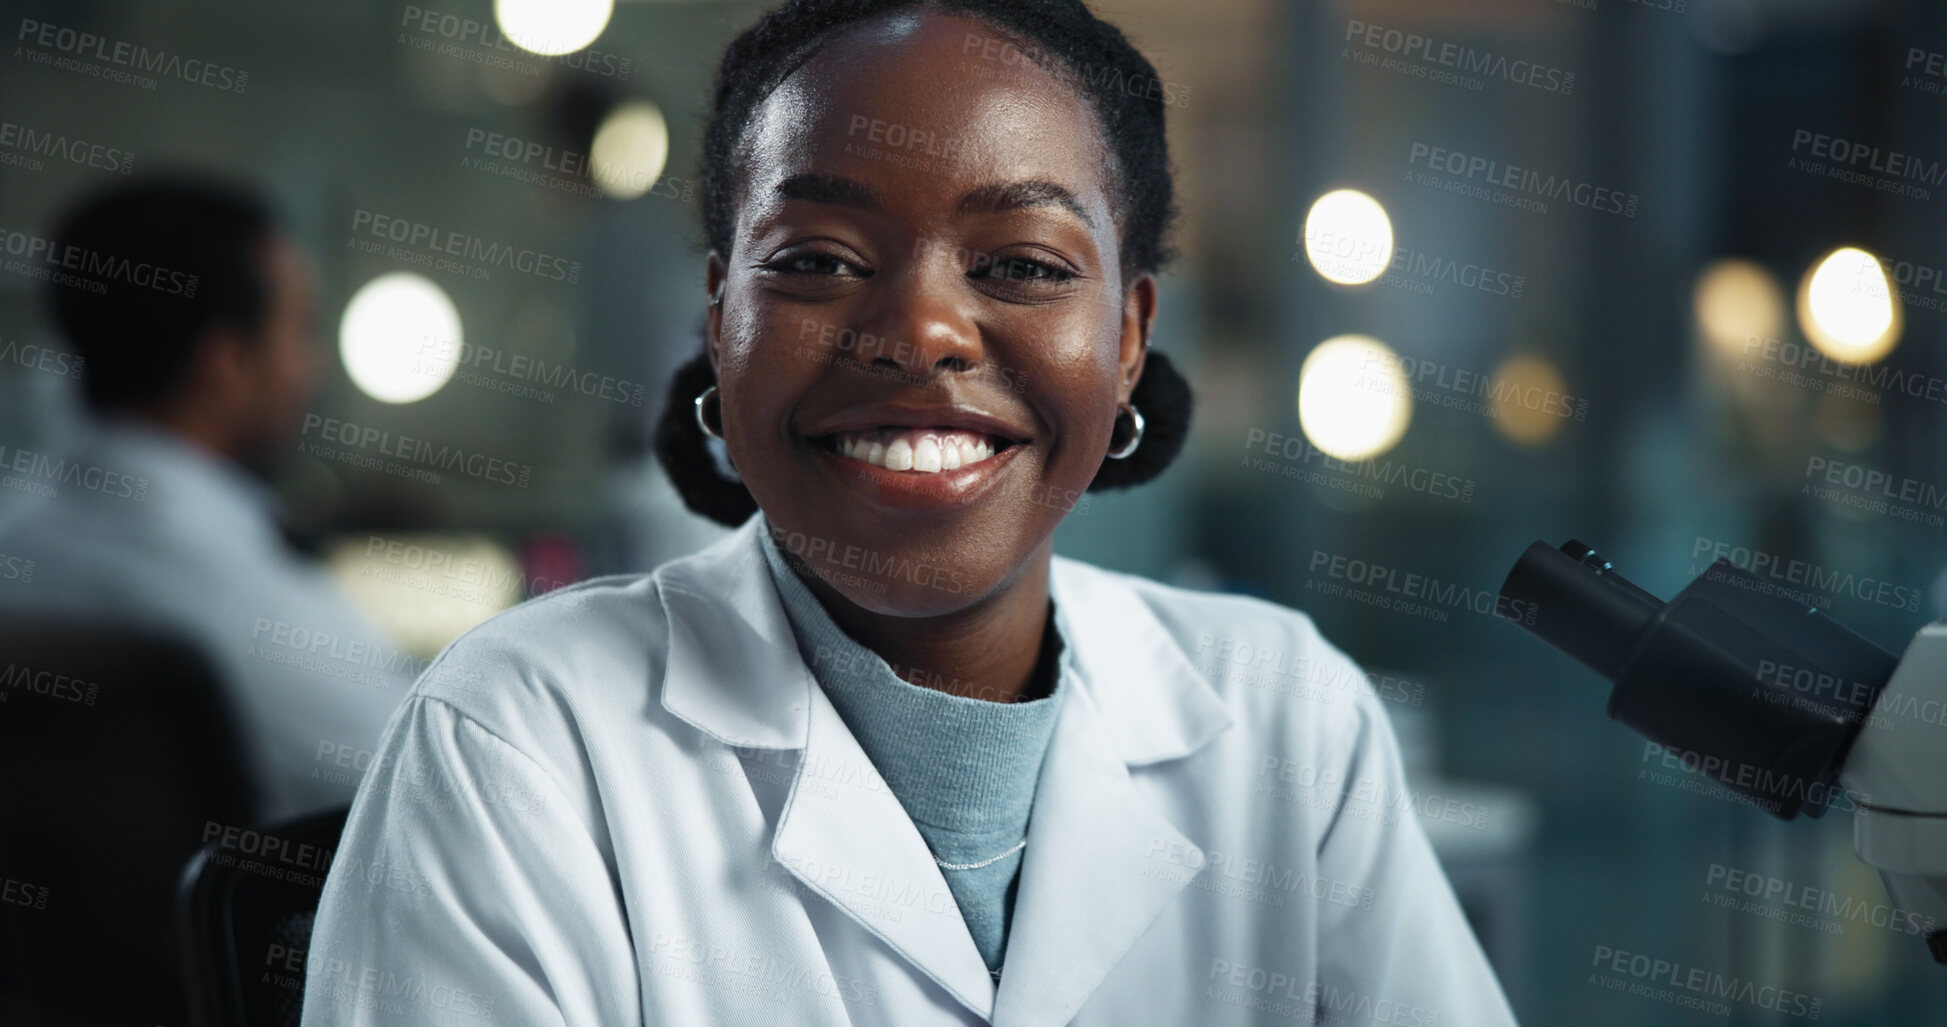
[793,550,1057,705]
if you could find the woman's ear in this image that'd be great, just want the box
[1118,271,1158,404]
[704,250,728,374]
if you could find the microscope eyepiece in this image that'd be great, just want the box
[1499,540,1898,819]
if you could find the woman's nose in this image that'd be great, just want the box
[851,254,984,380]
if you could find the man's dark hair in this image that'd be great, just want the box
[42,177,276,411]
[655,0,1193,527]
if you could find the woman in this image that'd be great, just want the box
[301,1,1518,1024]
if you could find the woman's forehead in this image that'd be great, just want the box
[734,10,1116,222]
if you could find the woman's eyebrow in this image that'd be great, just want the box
[773,172,1097,231]
[958,180,1097,232]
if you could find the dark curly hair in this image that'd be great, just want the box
[657,0,1193,527]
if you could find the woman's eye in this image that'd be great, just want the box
[766,252,858,276]
[977,256,1077,284]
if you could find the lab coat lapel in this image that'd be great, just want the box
[987,675,1199,1027]
[988,559,1235,1027]
[663,519,997,1016]
[771,686,998,1021]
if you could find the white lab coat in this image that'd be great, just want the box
[300,514,1518,1026]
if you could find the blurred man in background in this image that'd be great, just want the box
[0,178,411,822]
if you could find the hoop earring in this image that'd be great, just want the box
[694,384,725,441]
[1105,403,1144,459]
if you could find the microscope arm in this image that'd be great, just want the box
[1841,619,1947,962]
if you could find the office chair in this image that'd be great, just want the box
[179,805,350,1027]
[0,619,259,1027]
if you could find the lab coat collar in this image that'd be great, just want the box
[656,513,1234,762]
[656,514,1233,1021]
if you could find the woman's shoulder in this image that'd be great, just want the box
[1050,555,1382,739]
[1052,555,1348,667]
[397,571,679,757]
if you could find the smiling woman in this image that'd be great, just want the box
[299,2,1519,1025]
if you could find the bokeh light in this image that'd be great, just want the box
[1297,334,1413,460]
[591,101,671,201]
[1302,189,1394,286]
[1488,354,1574,446]
[1692,258,1785,357]
[1797,246,1901,364]
[494,0,613,57]
[339,272,463,404]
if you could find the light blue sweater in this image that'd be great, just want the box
[756,517,1067,972]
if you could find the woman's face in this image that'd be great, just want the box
[707,10,1154,617]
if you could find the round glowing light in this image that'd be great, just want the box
[591,101,671,201]
[494,0,612,57]
[1488,354,1573,446]
[1302,189,1394,286]
[1693,258,1785,357]
[1297,334,1412,461]
[1797,246,1901,364]
[339,273,463,404]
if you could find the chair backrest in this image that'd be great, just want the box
[178,805,349,1027]
[0,619,259,1027]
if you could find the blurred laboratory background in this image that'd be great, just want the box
[5,0,1947,1023]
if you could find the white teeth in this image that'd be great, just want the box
[830,427,1007,474]
[912,436,943,472]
